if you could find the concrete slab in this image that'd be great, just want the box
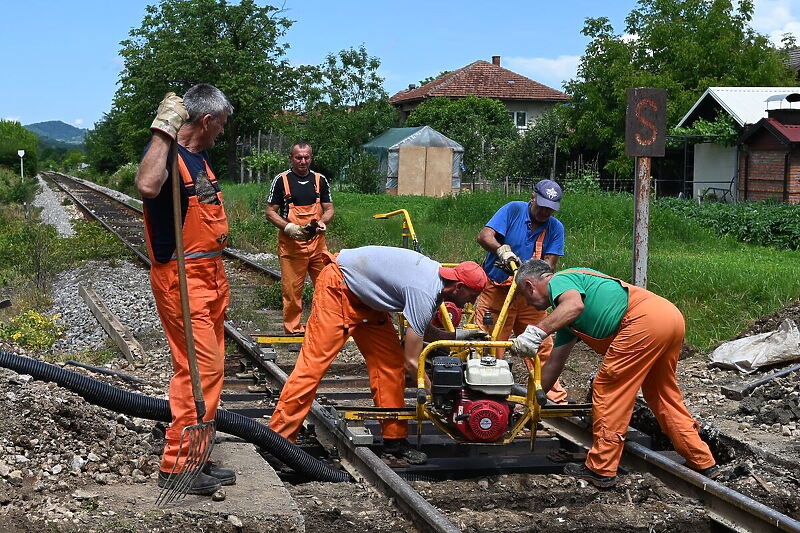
[85,437,304,532]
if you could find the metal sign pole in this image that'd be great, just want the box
[625,88,666,288]
[632,156,651,288]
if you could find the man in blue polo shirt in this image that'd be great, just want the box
[475,179,568,402]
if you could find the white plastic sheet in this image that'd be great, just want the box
[708,319,800,373]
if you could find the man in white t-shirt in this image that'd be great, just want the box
[269,246,488,464]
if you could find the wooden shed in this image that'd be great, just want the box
[739,107,800,204]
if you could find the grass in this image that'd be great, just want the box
[223,186,800,351]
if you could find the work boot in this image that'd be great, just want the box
[203,461,236,486]
[563,462,617,488]
[383,438,427,465]
[157,470,221,496]
[692,464,722,480]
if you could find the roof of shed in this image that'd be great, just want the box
[389,60,569,104]
[741,117,800,144]
[678,87,800,128]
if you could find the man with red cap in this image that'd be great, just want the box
[270,245,487,464]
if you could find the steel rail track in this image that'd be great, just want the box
[43,172,800,533]
[42,172,281,279]
[545,416,800,533]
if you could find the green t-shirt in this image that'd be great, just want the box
[547,269,629,347]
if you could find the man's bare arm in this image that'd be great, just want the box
[135,134,171,199]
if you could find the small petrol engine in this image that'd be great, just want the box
[429,355,514,442]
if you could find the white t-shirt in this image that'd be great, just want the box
[337,246,443,336]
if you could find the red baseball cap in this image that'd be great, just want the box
[439,261,488,292]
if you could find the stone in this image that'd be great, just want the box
[212,489,226,502]
[227,514,242,528]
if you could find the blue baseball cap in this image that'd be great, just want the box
[534,179,562,211]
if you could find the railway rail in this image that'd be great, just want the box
[38,172,800,533]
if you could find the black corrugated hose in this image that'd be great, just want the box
[0,351,352,483]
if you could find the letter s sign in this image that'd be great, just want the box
[625,88,667,157]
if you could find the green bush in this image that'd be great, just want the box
[0,309,64,350]
[345,152,382,194]
[109,162,139,197]
[0,166,38,204]
[657,197,800,250]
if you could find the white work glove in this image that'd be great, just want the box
[455,328,489,341]
[150,92,189,140]
[510,325,549,357]
[283,222,307,240]
[495,244,521,276]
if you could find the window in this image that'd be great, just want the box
[514,111,528,128]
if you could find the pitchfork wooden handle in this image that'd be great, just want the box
[170,141,207,422]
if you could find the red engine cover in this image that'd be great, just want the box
[453,393,510,442]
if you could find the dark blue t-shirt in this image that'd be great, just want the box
[142,144,219,264]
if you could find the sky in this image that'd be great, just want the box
[2,0,800,129]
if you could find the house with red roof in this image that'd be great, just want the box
[389,56,569,129]
[738,105,800,204]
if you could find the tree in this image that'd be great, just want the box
[0,120,38,176]
[113,0,294,180]
[288,46,398,180]
[405,96,515,181]
[493,107,568,180]
[563,0,797,176]
[84,110,126,174]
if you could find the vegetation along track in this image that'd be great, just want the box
[39,172,800,533]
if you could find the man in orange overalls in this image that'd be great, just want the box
[265,143,334,339]
[269,246,488,464]
[475,179,568,403]
[137,84,236,496]
[511,259,720,488]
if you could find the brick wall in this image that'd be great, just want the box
[738,149,790,201]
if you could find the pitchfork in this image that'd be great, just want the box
[156,140,217,506]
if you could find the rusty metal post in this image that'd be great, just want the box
[632,157,651,288]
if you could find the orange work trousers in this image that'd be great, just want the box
[269,260,408,442]
[475,281,568,403]
[150,257,229,472]
[278,234,327,335]
[579,285,716,476]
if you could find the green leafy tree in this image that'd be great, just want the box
[0,120,38,176]
[61,150,86,173]
[113,0,294,180]
[84,110,126,175]
[493,107,568,180]
[563,0,797,176]
[405,96,515,181]
[288,46,398,180]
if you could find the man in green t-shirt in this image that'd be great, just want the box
[510,259,719,488]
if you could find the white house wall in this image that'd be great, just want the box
[693,143,738,200]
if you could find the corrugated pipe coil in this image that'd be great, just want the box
[0,351,352,483]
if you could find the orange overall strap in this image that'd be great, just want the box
[533,229,547,259]
[280,171,293,206]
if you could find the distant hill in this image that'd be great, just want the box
[24,121,87,146]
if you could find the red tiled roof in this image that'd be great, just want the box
[765,117,800,143]
[389,60,570,104]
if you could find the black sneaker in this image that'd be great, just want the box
[693,464,722,480]
[563,462,617,488]
[383,438,428,465]
[157,470,221,495]
[203,461,236,486]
